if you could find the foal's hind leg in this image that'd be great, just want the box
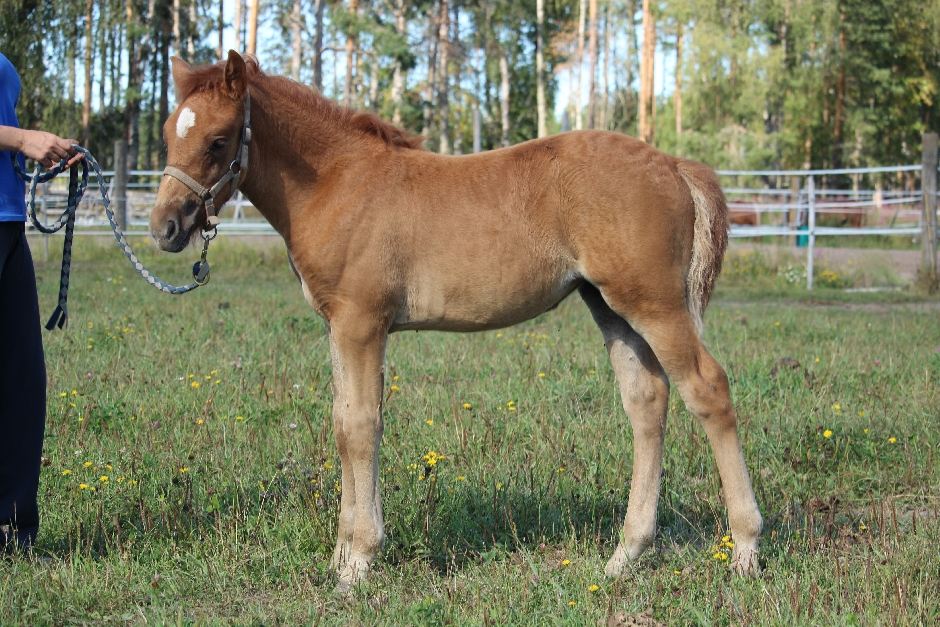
[580,285,670,576]
[623,304,762,575]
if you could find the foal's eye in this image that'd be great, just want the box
[209,138,227,153]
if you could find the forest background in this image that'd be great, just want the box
[2,0,940,182]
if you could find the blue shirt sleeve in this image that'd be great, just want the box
[0,52,26,223]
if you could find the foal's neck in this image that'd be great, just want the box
[238,78,375,237]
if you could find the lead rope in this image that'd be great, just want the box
[14,146,214,331]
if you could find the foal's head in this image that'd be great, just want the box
[151,51,252,252]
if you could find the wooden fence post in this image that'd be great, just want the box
[114,140,128,232]
[921,132,938,283]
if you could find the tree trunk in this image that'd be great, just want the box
[832,15,846,170]
[68,33,76,139]
[638,0,654,144]
[390,0,406,125]
[536,0,546,137]
[421,2,439,139]
[500,48,510,147]
[98,0,106,109]
[187,0,196,59]
[575,0,586,130]
[124,1,140,169]
[173,0,181,57]
[290,0,302,81]
[438,0,450,154]
[234,0,243,52]
[312,0,324,90]
[587,0,597,129]
[343,0,359,106]
[82,0,94,145]
[247,0,259,56]
[218,0,224,60]
[675,22,683,143]
[159,0,170,141]
[600,0,611,129]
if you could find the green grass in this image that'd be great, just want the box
[2,235,939,625]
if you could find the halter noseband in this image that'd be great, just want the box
[162,90,252,231]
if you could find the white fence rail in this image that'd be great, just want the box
[25,164,940,290]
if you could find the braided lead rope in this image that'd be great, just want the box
[15,146,212,331]
[74,147,210,295]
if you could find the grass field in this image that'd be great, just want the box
[2,235,939,626]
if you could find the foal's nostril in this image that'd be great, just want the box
[165,219,178,242]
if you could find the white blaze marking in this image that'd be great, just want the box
[176,108,196,139]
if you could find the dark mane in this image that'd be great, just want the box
[177,56,425,151]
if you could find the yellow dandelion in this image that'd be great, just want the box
[561,559,570,566]
[391,385,400,392]
[426,419,434,426]
[588,585,599,592]
[462,403,471,409]
[83,461,92,468]
[79,484,88,490]
[568,601,577,607]
[589,369,595,374]
[456,476,465,481]
[197,419,204,425]
[832,404,841,411]
[191,381,200,389]
[888,437,897,444]
[557,467,565,473]
[71,390,78,395]
[496,482,503,490]
[179,467,188,473]
[860,524,867,530]
[864,428,869,434]
[538,372,546,378]
[823,430,833,438]
[323,462,332,469]
[62,469,71,476]
[59,392,67,397]
[99,476,108,482]
[236,415,244,421]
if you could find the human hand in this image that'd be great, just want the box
[18,130,84,169]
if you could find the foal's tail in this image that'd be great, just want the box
[675,160,729,337]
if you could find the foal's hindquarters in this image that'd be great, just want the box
[313,134,762,589]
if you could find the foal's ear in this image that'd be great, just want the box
[170,57,192,93]
[223,50,248,100]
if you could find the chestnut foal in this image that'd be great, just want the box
[150,51,762,590]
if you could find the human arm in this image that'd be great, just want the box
[0,126,83,169]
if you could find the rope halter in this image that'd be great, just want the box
[162,90,252,232]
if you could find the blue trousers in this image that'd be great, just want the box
[0,222,45,550]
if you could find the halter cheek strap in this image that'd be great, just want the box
[163,90,252,231]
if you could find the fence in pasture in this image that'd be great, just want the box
[25,136,940,291]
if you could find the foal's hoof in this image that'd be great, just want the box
[335,558,370,594]
[604,544,631,577]
[731,549,760,577]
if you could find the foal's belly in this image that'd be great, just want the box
[390,267,583,333]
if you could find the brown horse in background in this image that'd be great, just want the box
[150,51,762,590]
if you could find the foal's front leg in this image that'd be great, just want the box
[327,323,388,591]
